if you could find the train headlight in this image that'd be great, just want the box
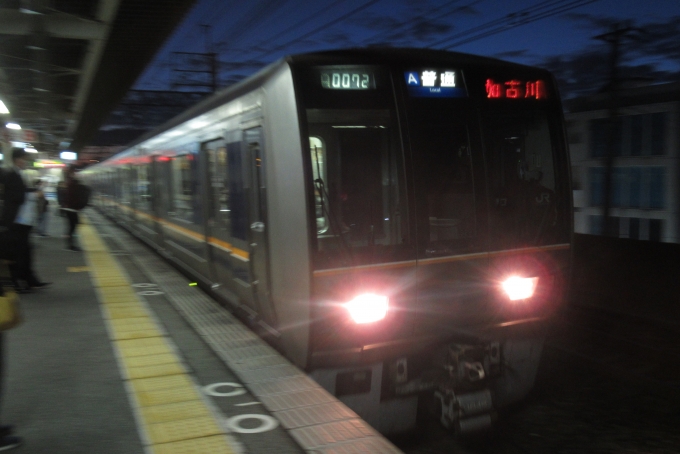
[345,293,389,324]
[502,276,539,301]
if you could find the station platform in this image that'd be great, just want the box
[3,208,402,454]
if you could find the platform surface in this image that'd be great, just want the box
[3,207,402,453]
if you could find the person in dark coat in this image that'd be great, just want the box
[0,148,27,230]
[0,148,25,451]
[61,165,81,251]
[1,148,50,292]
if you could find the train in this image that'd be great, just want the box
[83,48,573,435]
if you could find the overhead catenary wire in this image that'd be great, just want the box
[427,0,567,48]
[251,0,385,60]
[434,0,601,50]
[354,0,477,47]
[212,0,293,50]
[221,0,349,56]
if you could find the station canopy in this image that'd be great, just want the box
[0,0,197,156]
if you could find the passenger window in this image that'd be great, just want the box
[227,140,248,241]
[136,164,151,211]
[169,154,195,223]
[206,140,230,234]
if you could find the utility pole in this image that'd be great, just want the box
[170,24,217,93]
[201,24,217,92]
[594,23,635,237]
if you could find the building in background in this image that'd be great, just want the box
[567,82,679,243]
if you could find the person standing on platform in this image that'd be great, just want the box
[61,165,82,252]
[2,149,51,292]
[35,179,49,237]
[0,149,24,449]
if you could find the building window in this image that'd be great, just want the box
[590,118,621,157]
[649,167,665,209]
[589,214,603,235]
[649,219,662,241]
[629,217,640,240]
[589,167,605,206]
[591,113,666,157]
[650,112,666,156]
[628,167,642,208]
[589,166,665,210]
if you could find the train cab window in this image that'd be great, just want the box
[310,136,329,234]
[421,124,476,252]
[484,110,562,247]
[307,109,408,267]
[169,154,196,223]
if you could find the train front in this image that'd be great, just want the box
[292,51,572,434]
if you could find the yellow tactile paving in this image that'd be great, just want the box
[105,302,146,310]
[99,294,140,304]
[139,401,214,425]
[111,328,163,341]
[145,416,224,444]
[67,266,90,272]
[117,337,170,349]
[151,436,235,454]
[136,386,203,407]
[98,287,139,298]
[117,343,174,358]
[79,217,235,453]
[106,306,151,319]
[93,279,131,288]
[122,353,179,368]
[109,317,158,330]
[130,374,194,393]
[126,362,187,380]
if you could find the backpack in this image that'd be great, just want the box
[72,183,91,210]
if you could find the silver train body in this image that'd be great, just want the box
[84,49,573,434]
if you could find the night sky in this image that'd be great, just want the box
[132,0,680,97]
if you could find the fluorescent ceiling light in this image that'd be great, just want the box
[6,123,21,130]
[25,148,38,153]
[0,101,9,114]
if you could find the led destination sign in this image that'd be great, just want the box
[485,79,548,99]
[405,69,467,98]
[320,69,376,90]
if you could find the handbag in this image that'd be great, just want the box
[0,288,21,331]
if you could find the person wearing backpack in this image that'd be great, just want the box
[62,165,83,252]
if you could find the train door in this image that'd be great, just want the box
[245,127,276,326]
[151,156,167,249]
[203,138,231,286]
[150,155,165,248]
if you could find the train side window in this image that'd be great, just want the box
[227,140,248,240]
[136,164,151,211]
[310,136,329,234]
[206,140,230,233]
[169,154,196,223]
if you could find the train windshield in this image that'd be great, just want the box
[307,109,409,268]
[483,108,566,248]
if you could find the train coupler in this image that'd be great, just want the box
[434,388,495,434]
